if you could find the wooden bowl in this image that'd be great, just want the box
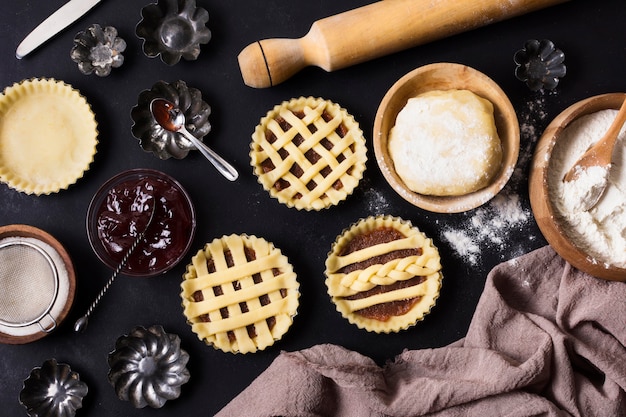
[529,93,626,281]
[373,63,519,213]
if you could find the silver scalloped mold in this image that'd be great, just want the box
[514,39,566,91]
[71,24,126,77]
[136,0,211,65]
[19,359,88,417]
[107,325,190,408]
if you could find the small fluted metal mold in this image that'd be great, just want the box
[514,39,566,91]
[70,24,126,77]
[19,359,88,417]
[136,0,211,65]
[108,325,190,408]
[131,79,211,159]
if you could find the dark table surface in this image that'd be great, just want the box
[1,0,624,415]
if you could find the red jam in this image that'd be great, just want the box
[95,175,194,275]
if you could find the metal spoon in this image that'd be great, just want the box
[562,98,626,211]
[74,207,155,333]
[150,98,239,181]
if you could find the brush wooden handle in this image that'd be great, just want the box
[238,0,570,88]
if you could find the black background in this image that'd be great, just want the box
[0,0,624,415]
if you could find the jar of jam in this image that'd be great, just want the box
[87,169,196,277]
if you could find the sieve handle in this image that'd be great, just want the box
[74,207,155,333]
[37,314,57,333]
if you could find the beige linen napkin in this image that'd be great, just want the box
[216,246,626,417]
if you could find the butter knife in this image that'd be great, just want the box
[16,0,102,59]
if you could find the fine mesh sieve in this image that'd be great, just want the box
[0,240,59,331]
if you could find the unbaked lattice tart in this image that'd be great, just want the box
[250,96,367,211]
[325,216,442,333]
[181,234,299,354]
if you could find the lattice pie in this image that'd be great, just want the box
[250,97,367,211]
[181,234,299,354]
[325,216,442,333]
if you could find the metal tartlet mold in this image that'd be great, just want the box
[131,79,211,159]
[108,325,190,408]
[71,24,126,77]
[136,0,211,65]
[19,359,88,417]
[514,39,566,91]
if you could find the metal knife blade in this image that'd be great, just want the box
[16,0,102,59]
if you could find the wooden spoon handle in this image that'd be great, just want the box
[562,95,626,182]
[598,98,626,157]
[238,0,571,88]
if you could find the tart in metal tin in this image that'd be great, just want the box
[0,78,98,195]
[325,215,443,333]
[181,234,300,354]
[250,96,368,211]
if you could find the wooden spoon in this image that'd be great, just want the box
[562,98,626,210]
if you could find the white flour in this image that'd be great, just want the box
[561,165,609,212]
[442,192,533,266]
[548,109,626,268]
[363,187,392,215]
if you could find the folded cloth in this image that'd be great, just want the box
[215,246,626,417]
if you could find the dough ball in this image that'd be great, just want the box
[388,89,502,196]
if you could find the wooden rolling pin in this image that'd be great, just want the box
[238,0,570,88]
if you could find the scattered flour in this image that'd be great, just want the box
[442,229,481,265]
[363,187,392,215]
[442,193,532,266]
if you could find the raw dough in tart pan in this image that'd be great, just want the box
[250,96,367,211]
[325,215,442,333]
[181,234,300,354]
[0,78,98,195]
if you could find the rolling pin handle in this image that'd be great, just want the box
[238,38,308,88]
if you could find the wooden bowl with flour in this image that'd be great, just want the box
[529,93,626,281]
[373,63,519,213]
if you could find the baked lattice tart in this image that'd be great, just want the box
[325,216,442,333]
[250,97,367,211]
[181,234,299,354]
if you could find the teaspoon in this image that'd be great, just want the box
[150,98,239,181]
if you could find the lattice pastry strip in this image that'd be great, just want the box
[325,216,443,333]
[181,234,299,354]
[342,272,441,313]
[327,234,441,296]
[250,96,367,211]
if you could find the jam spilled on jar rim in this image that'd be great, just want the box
[91,171,195,276]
